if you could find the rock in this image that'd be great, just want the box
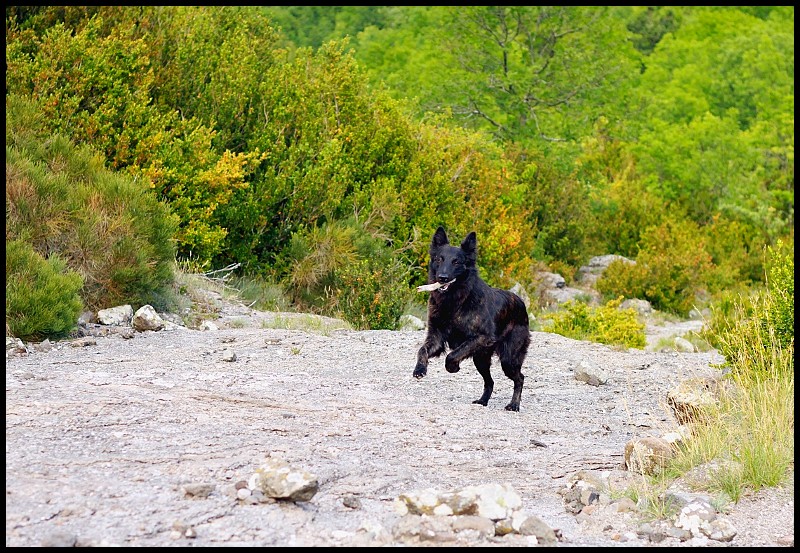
[517,515,557,544]
[776,534,794,546]
[398,488,441,515]
[673,336,696,353]
[41,531,78,547]
[614,497,638,513]
[675,500,717,537]
[471,483,522,520]
[399,314,425,331]
[133,305,166,332]
[342,494,362,509]
[6,336,27,355]
[621,298,652,316]
[78,311,97,325]
[660,425,692,447]
[509,282,531,309]
[577,255,635,286]
[535,271,566,289]
[248,457,318,502]
[392,514,455,543]
[32,338,54,352]
[222,349,237,362]
[573,359,608,386]
[543,286,593,306]
[624,436,674,475]
[97,304,134,326]
[494,517,515,536]
[667,377,720,425]
[69,337,97,348]
[703,517,737,542]
[182,482,215,499]
[452,515,495,538]
[200,320,219,331]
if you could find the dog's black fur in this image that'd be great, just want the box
[413,227,530,411]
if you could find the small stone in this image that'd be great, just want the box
[614,497,638,513]
[703,517,737,542]
[452,515,495,538]
[182,483,215,498]
[184,527,197,539]
[342,495,362,509]
[237,487,252,500]
[518,515,557,544]
[235,480,249,490]
[41,531,77,547]
[574,359,608,386]
[776,534,794,546]
[222,349,237,362]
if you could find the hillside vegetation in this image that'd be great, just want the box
[5,6,793,333]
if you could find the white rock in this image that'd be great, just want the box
[97,305,134,326]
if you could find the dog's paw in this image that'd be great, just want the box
[504,402,520,412]
[445,359,461,373]
[412,365,427,379]
[472,398,488,406]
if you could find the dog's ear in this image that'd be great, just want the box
[431,226,449,252]
[460,231,477,263]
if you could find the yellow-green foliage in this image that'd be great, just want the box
[542,297,646,349]
[6,240,83,341]
[337,259,412,330]
[670,278,794,497]
[597,217,713,317]
[6,96,178,311]
[764,240,794,351]
[6,9,537,286]
[710,241,794,379]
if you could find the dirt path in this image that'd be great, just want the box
[5,307,793,547]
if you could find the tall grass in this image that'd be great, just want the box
[667,245,794,500]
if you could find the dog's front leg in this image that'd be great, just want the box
[445,336,495,373]
[414,330,445,379]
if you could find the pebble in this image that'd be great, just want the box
[237,487,252,500]
[41,531,77,547]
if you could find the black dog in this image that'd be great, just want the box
[413,227,530,411]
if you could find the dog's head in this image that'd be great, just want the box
[428,226,477,292]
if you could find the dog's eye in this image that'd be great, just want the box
[452,259,461,265]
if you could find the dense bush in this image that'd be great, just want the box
[764,241,794,351]
[596,217,714,316]
[6,96,178,311]
[337,259,412,330]
[6,240,83,340]
[541,297,646,349]
[706,241,794,379]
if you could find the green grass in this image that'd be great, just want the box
[657,291,793,508]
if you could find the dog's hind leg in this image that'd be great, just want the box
[500,360,524,412]
[498,325,529,411]
[471,350,494,406]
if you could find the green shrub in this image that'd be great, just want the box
[710,241,794,380]
[337,259,413,330]
[6,240,84,341]
[542,297,646,349]
[596,217,713,317]
[6,97,178,311]
[764,240,794,351]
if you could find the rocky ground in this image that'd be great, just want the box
[5,289,794,547]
